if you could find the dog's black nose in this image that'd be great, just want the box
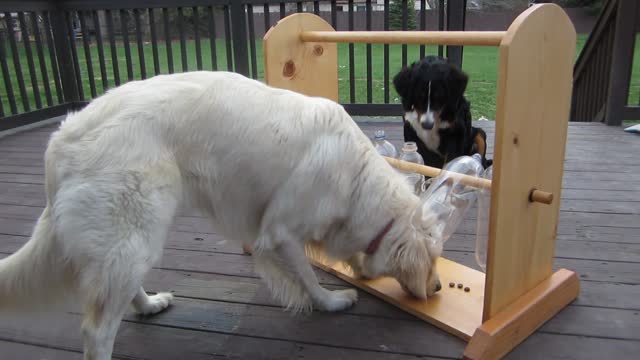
[421,120,434,130]
[435,281,442,292]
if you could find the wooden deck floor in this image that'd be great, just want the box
[0,120,639,359]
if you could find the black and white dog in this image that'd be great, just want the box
[393,56,492,170]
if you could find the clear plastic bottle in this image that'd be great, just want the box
[372,130,398,158]
[475,165,493,272]
[399,141,425,194]
[417,153,485,248]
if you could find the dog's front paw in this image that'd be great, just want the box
[136,292,174,316]
[316,289,358,312]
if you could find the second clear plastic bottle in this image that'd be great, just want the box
[399,141,425,195]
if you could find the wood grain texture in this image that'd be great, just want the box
[463,269,580,360]
[311,257,485,340]
[484,3,577,320]
[0,311,450,360]
[0,340,83,360]
[263,13,338,101]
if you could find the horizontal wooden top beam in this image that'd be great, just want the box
[300,31,506,46]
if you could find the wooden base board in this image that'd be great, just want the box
[463,268,580,360]
[311,256,485,340]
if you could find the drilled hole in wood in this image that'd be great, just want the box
[513,135,519,145]
[313,45,324,55]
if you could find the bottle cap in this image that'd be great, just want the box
[402,141,418,152]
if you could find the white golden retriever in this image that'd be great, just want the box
[0,71,442,359]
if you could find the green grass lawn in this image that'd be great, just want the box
[2,34,639,121]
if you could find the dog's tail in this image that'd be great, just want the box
[0,206,71,310]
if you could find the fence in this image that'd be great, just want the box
[570,0,639,124]
[0,0,472,130]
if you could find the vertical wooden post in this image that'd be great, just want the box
[263,13,338,102]
[604,0,638,126]
[482,3,576,321]
[465,4,581,358]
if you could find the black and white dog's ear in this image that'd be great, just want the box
[392,64,414,99]
[446,65,469,100]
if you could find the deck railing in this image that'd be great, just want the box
[571,0,639,125]
[0,0,472,130]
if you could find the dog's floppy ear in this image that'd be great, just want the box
[392,65,414,100]
[446,65,469,100]
[390,237,429,299]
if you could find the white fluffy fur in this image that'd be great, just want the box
[0,71,441,360]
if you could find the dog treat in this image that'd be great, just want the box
[449,282,455,288]
[464,287,470,292]
[457,283,463,289]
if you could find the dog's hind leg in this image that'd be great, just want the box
[80,230,174,360]
[77,170,180,359]
[81,277,140,360]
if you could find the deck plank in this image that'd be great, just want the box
[0,340,84,360]
[1,313,448,360]
[3,178,640,203]
[510,333,640,360]
[1,226,638,285]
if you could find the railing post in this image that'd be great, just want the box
[445,0,466,68]
[49,5,79,104]
[229,1,249,76]
[604,0,637,126]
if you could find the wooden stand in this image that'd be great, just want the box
[263,4,579,359]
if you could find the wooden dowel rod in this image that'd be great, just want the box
[529,189,554,205]
[384,157,554,205]
[300,31,505,46]
[384,157,492,190]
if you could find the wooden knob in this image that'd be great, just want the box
[529,189,553,205]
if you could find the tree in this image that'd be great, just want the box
[389,0,417,30]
